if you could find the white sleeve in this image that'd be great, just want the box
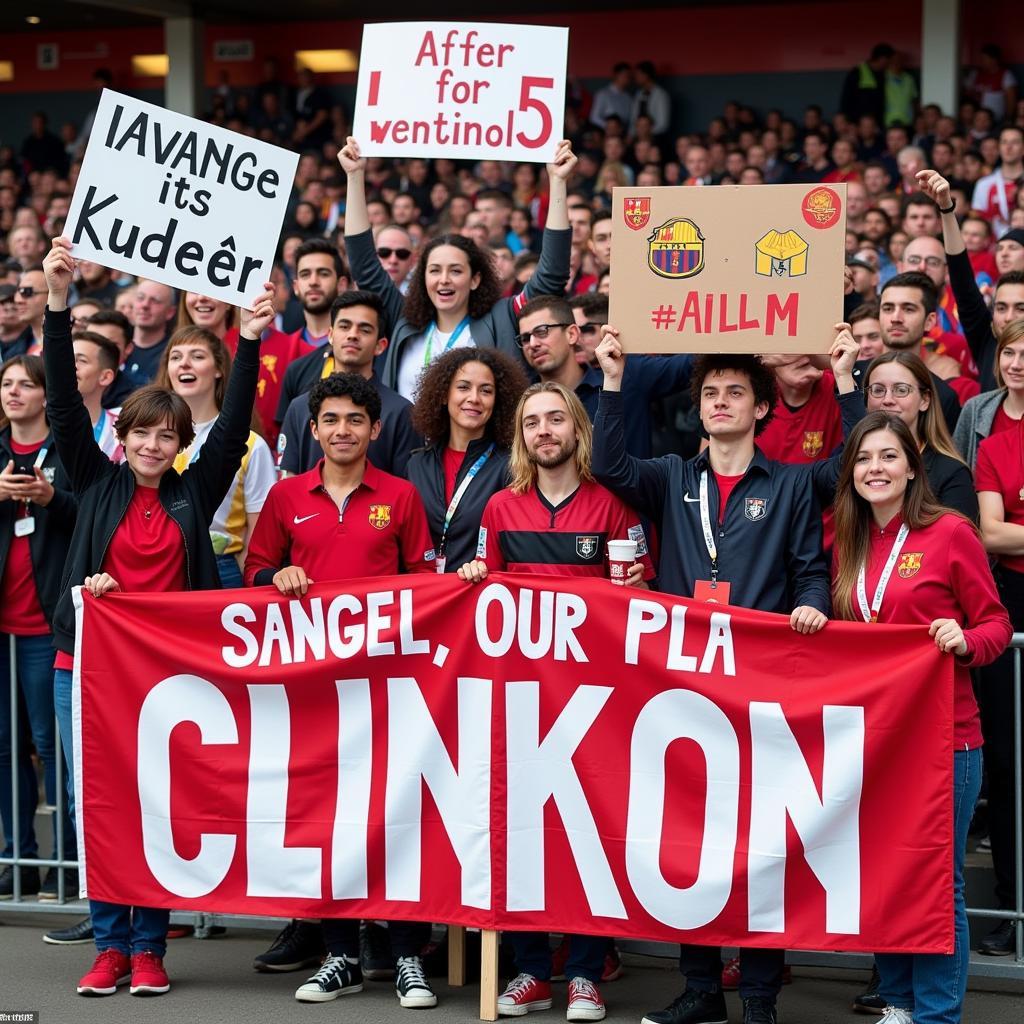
[242,434,277,513]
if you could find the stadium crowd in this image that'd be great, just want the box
[1,39,1023,1024]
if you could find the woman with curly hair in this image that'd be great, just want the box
[339,136,575,401]
[407,346,528,573]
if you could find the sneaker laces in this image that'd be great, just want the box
[570,977,600,1001]
[269,919,305,951]
[95,948,128,969]
[503,972,538,998]
[308,954,348,984]
[132,951,162,967]
[397,955,429,988]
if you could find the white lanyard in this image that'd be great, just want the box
[698,471,718,578]
[856,522,910,623]
[438,444,495,559]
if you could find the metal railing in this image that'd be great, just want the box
[2,633,1022,978]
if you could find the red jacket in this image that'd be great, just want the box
[851,512,1010,747]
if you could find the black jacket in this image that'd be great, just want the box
[43,306,260,654]
[593,389,832,613]
[0,428,76,626]
[947,248,998,393]
[406,439,511,570]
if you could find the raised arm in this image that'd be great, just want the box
[340,141,405,335]
[591,326,673,517]
[41,238,115,495]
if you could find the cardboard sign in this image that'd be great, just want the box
[352,22,568,162]
[65,89,298,309]
[610,184,847,354]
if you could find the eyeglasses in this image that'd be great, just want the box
[17,286,42,298]
[377,247,411,261]
[903,255,946,270]
[515,323,572,347]
[866,383,923,398]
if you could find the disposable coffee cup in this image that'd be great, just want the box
[607,539,638,585]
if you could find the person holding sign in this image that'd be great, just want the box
[339,136,575,401]
[407,346,528,573]
[831,412,1009,1024]
[41,236,271,998]
[592,330,845,1024]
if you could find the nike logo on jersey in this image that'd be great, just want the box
[293,513,319,525]
[683,493,700,503]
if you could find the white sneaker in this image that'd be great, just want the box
[878,1008,914,1024]
[566,977,605,1021]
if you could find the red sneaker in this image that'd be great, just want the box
[601,945,623,983]
[567,977,606,1021]
[77,949,131,996]
[497,973,553,1016]
[721,956,741,990]
[129,951,170,996]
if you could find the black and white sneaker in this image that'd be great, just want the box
[295,955,363,1002]
[395,955,437,1008]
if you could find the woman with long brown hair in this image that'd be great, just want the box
[406,346,527,573]
[857,350,977,519]
[155,326,275,588]
[339,136,575,400]
[832,412,1010,1024]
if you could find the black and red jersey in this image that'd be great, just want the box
[475,480,654,579]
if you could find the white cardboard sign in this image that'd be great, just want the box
[65,89,298,309]
[352,21,568,162]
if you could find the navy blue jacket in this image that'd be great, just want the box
[593,389,833,614]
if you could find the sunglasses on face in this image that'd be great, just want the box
[17,286,42,298]
[515,322,572,347]
[377,247,411,261]
[578,322,602,336]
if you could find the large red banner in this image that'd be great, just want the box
[73,573,954,953]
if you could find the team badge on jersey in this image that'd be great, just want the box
[576,535,600,559]
[744,497,768,521]
[801,430,824,458]
[648,218,705,279]
[624,196,651,231]
[897,552,923,578]
[368,504,392,530]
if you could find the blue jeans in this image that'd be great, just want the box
[876,746,981,1024]
[216,553,243,589]
[0,633,74,861]
[510,933,606,983]
[54,667,169,955]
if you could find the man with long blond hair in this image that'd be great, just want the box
[458,380,652,1022]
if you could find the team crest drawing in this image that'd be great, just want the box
[801,430,824,458]
[624,196,651,231]
[261,353,279,382]
[368,504,392,530]
[897,552,923,578]
[802,186,842,230]
[755,229,808,278]
[744,497,768,521]
[647,218,705,279]
[576,535,599,559]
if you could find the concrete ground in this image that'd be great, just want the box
[0,911,1021,1024]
